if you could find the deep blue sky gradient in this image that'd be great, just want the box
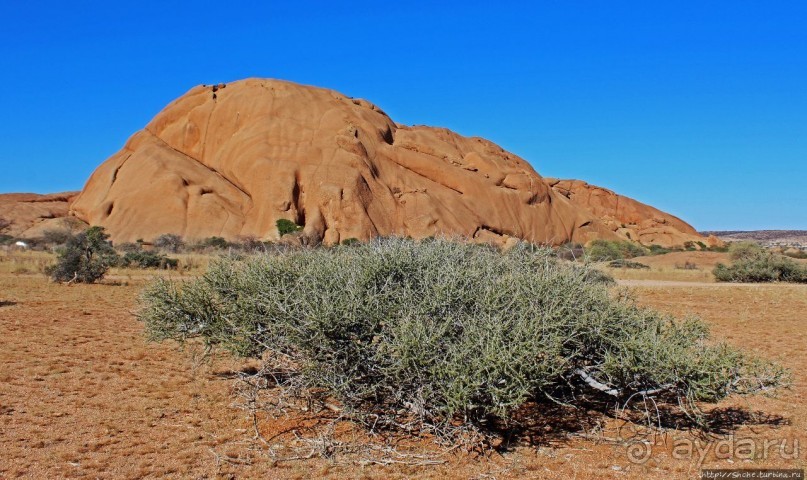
[1,1,805,230]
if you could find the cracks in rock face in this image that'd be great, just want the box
[92,152,132,218]
[389,160,464,195]
[472,224,507,239]
[381,125,394,145]
[199,93,218,164]
[143,127,253,204]
[292,171,305,226]
[109,153,131,189]
[366,160,380,179]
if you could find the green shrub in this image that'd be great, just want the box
[198,236,230,250]
[276,218,303,236]
[608,259,650,269]
[234,235,270,252]
[586,239,648,261]
[714,251,807,283]
[41,228,73,246]
[783,249,807,260]
[120,250,178,270]
[46,226,119,283]
[728,241,764,261]
[140,238,784,440]
[586,240,622,261]
[556,242,584,261]
[117,242,143,253]
[622,241,650,258]
[153,233,185,253]
[647,244,670,255]
[583,267,616,285]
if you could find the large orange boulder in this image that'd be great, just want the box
[69,79,621,246]
[31,77,710,249]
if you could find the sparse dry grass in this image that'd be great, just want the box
[0,250,211,280]
[0,250,53,275]
[0,249,805,479]
[604,251,729,283]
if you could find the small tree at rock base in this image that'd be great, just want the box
[586,239,648,261]
[120,250,178,270]
[41,228,73,246]
[153,233,185,253]
[276,218,302,236]
[46,226,119,283]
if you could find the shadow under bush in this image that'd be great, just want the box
[139,238,787,444]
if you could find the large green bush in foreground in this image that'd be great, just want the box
[140,238,785,437]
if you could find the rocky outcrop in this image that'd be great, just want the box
[69,79,621,246]
[0,192,84,239]
[546,179,720,248]
[5,79,711,249]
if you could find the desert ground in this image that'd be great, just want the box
[1,250,805,479]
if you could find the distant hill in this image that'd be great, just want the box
[700,230,807,248]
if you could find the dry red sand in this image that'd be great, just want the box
[1,270,805,479]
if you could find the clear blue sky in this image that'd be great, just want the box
[1,1,805,230]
